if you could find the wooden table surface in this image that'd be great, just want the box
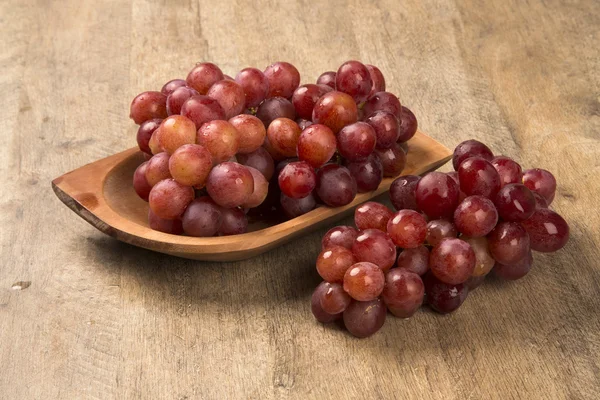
[2,1,599,399]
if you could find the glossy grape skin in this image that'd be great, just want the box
[352,229,397,272]
[346,154,383,193]
[280,192,316,218]
[316,71,336,89]
[218,207,248,236]
[366,64,385,96]
[206,162,254,208]
[389,175,421,211]
[366,111,400,149]
[458,157,501,199]
[148,209,183,234]
[322,226,359,250]
[461,236,495,277]
[258,98,297,127]
[226,115,264,155]
[266,118,302,158]
[452,139,494,170]
[362,91,401,119]
[382,269,424,318]
[415,172,460,219]
[196,120,240,164]
[161,79,187,96]
[206,80,246,119]
[430,238,476,284]
[532,191,549,209]
[494,250,533,280]
[278,161,316,199]
[522,168,557,205]
[263,62,300,98]
[397,106,418,143]
[166,86,199,116]
[311,282,342,323]
[168,144,213,187]
[130,91,168,124]
[465,275,485,291]
[241,167,269,208]
[343,298,387,338]
[181,196,222,237]
[292,84,333,120]
[157,115,197,155]
[495,183,536,222]
[521,208,569,252]
[145,152,172,187]
[186,62,224,94]
[335,60,373,103]
[387,210,427,249]
[396,246,429,276]
[343,262,385,301]
[133,162,152,201]
[354,202,393,232]
[235,67,269,108]
[148,179,194,220]
[426,219,458,247]
[337,122,377,161]
[316,245,356,283]
[296,124,337,168]
[316,164,357,207]
[137,119,162,154]
[180,95,226,129]
[312,91,358,134]
[236,147,274,180]
[374,143,406,177]
[423,273,469,314]
[453,195,498,237]
[487,222,530,264]
[491,156,523,187]
[319,282,352,314]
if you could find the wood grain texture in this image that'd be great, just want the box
[1,0,599,399]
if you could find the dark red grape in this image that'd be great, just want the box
[521,208,569,252]
[453,195,498,237]
[312,91,358,133]
[354,202,393,232]
[423,273,469,314]
[235,67,269,108]
[387,210,427,248]
[494,250,533,280]
[322,226,359,250]
[452,139,494,170]
[237,147,275,180]
[206,162,254,208]
[137,119,162,155]
[161,79,187,96]
[186,62,224,94]
[374,143,406,177]
[280,192,316,218]
[458,157,501,199]
[337,122,377,161]
[362,91,401,119]
[148,208,183,234]
[218,207,248,235]
[133,162,152,201]
[256,97,296,127]
[532,191,549,209]
[130,91,168,124]
[343,262,385,301]
[316,164,357,207]
[415,171,460,219]
[292,84,333,120]
[343,298,386,338]
[312,282,342,323]
[180,95,225,129]
[365,64,385,96]
[366,111,400,149]
[320,282,352,314]
[491,156,523,187]
[206,79,246,119]
[389,175,421,211]
[166,86,199,116]
[426,219,458,247]
[382,269,424,318]
[264,62,300,98]
[316,71,336,89]
[297,124,337,168]
[352,229,397,272]
[429,238,476,284]
[181,196,223,237]
[316,245,356,283]
[335,60,373,103]
[346,154,383,193]
[495,183,536,222]
[397,106,418,142]
[149,179,194,220]
[522,168,557,205]
[278,161,316,199]
[487,221,530,264]
[396,246,429,276]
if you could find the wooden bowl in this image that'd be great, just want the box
[52,131,451,261]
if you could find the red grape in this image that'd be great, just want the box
[521,208,569,252]
[196,120,240,164]
[322,226,359,250]
[522,168,557,205]
[218,207,248,236]
[316,71,336,89]
[389,175,421,211]
[145,152,172,186]
[452,139,494,170]
[366,64,385,96]
[316,164,357,207]
[424,273,469,314]
[264,62,300,98]
[316,245,356,283]
[312,91,358,134]
[458,157,501,199]
[242,167,269,208]
[491,156,523,187]
[235,67,269,108]
[374,143,406,177]
[181,196,223,237]
[166,86,199,116]
[494,250,533,280]
[130,91,168,124]
[180,95,225,129]
[382,269,424,318]
[461,236,495,277]
[186,62,224,94]
[280,192,316,218]
[487,221,530,264]
[256,97,296,127]
[343,298,386,338]
[362,91,401,119]
[453,195,498,237]
[206,162,254,208]
[229,114,266,154]
[426,219,458,247]
[396,245,429,276]
[354,202,393,232]
[366,111,400,149]
[292,84,333,120]
[137,119,162,154]
[387,210,427,248]
[278,161,316,199]
[337,122,377,161]
[161,79,187,96]
[346,154,383,193]
[206,80,246,119]
[133,162,152,201]
[148,208,183,234]
[320,282,352,314]
[429,238,476,284]
[266,118,302,158]
[397,106,418,142]
[311,282,342,323]
[168,144,212,187]
[335,60,373,103]
[343,262,385,301]
[352,229,397,272]
[148,179,194,220]
[157,115,197,155]
[297,124,337,168]
[494,183,536,222]
[415,171,460,219]
[236,147,275,180]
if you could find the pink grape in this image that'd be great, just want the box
[366,111,400,149]
[266,118,302,158]
[292,84,333,120]
[196,120,240,164]
[312,91,358,134]
[264,62,300,98]
[180,95,226,129]
[311,282,342,323]
[157,115,197,155]
[316,164,357,207]
[362,91,401,119]
[137,119,162,154]
[458,157,501,199]
[166,86,198,116]
[397,106,418,142]
[343,298,387,338]
[148,179,194,220]
[206,80,246,119]
[297,124,337,168]
[278,161,316,199]
[145,152,172,187]
[130,91,168,124]
[335,60,373,103]
[168,144,213,187]
[148,208,183,234]
[396,246,429,276]
[316,245,356,283]
[337,122,377,161]
[461,236,495,277]
[494,183,536,222]
[206,162,254,208]
[487,221,530,264]
[133,162,152,201]
[218,207,248,236]
[346,154,383,193]
[161,79,187,96]
[426,219,458,247]
[182,196,223,237]
[186,62,224,94]
[374,143,406,177]
[320,282,351,314]
[491,156,523,187]
[236,147,274,180]
[229,114,266,154]
[366,64,385,96]
[316,71,336,89]
[242,167,269,208]
[235,67,269,108]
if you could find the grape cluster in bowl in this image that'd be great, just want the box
[312,139,570,338]
[130,61,418,236]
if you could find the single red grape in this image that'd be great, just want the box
[242,167,269,208]
[362,91,401,119]
[352,229,397,272]
[491,156,523,187]
[137,119,162,154]
[458,157,501,199]
[264,62,300,98]
[206,162,254,208]
[206,79,246,119]
[316,164,357,207]
[130,91,168,124]
[180,95,225,129]
[229,114,266,154]
[161,79,187,96]
[335,60,373,103]
[337,122,377,161]
[396,246,429,276]
[292,84,333,120]
[423,273,469,314]
[320,282,352,314]
[321,226,359,250]
[453,195,498,237]
[186,62,224,94]
[196,120,240,164]
[278,161,316,199]
[316,71,336,89]
[389,175,421,211]
[494,183,536,222]
[280,192,316,218]
[452,139,494,170]
[397,106,418,142]
[168,144,213,187]
[426,219,458,247]
[462,236,495,277]
[343,262,385,301]
[387,210,427,248]
[365,64,385,96]
[256,97,296,127]
[429,238,476,284]
[166,86,199,116]
[487,221,530,264]
[158,115,197,155]
[354,202,393,232]
[235,67,269,108]
[521,208,569,252]
[149,179,194,220]
[236,147,274,181]
[415,171,460,219]
[382,269,424,318]
[296,124,337,168]
[343,298,386,338]
[312,282,342,323]
[374,143,406,177]
[218,207,248,236]
[312,91,358,134]
[181,196,223,237]
[522,168,557,205]
[316,245,356,283]
[366,111,400,149]
[145,152,172,187]
[133,162,152,201]
[346,154,383,193]
[266,118,302,158]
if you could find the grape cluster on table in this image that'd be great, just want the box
[312,139,570,338]
[130,61,418,236]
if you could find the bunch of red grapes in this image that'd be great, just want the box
[312,139,570,338]
[130,61,418,236]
